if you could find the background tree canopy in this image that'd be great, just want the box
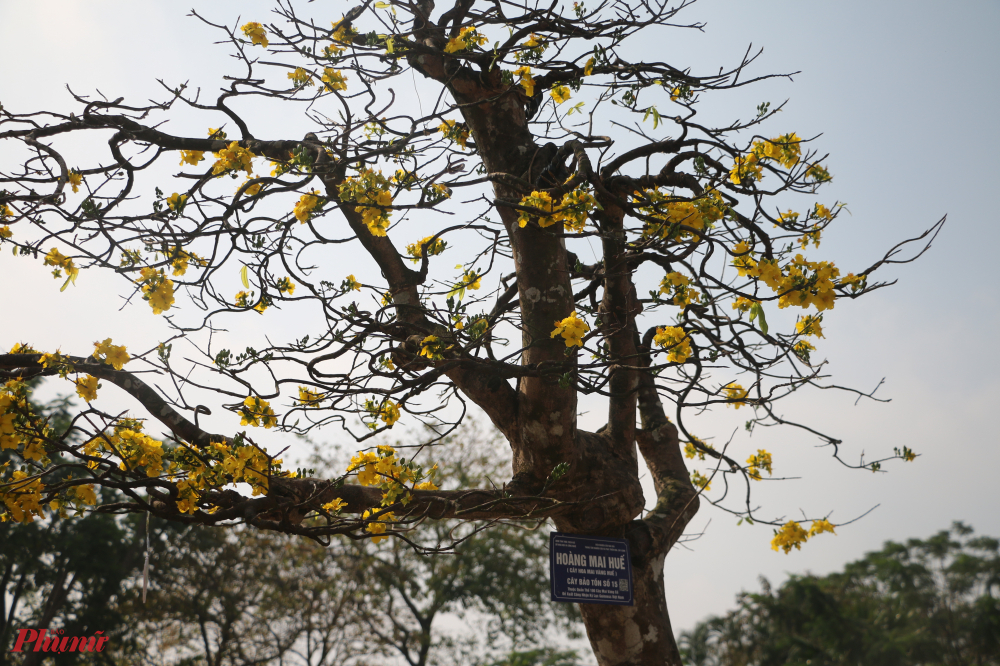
[680,522,1000,666]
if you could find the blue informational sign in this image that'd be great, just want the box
[550,532,633,606]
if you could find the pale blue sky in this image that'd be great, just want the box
[1,0,998,638]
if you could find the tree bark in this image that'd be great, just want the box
[579,550,682,665]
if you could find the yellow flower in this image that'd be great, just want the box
[276,277,296,295]
[652,326,691,363]
[796,315,824,338]
[438,119,469,149]
[136,268,175,314]
[514,66,535,97]
[414,480,438,491]
[0,225,11,239]
[550,86,571,104]
[43,248,79,283]
[241,22,269,48]
[723,382,748,409]
[294,190,323,223]
[179,150,205,166]
[729,153,763,186]
[551,312,589,348]
[771,521,809,554]
[166,192,187,212]
[379,401,401,426]
[691,470,712,492]
[322,497,347,513]
[584,57,596,76]
[287,67,314,88]
[806,163,832,183]
[73,484,98,506]
[419,335,446,360]
[238,396,278,428]
[362,509,395,543]
[1,203,14,220]
[208,127,227,140]
[345,275,361,292]
[74,375,99,402]
[321,68,348,91]
[746,449,773,480]
[808,518,836,537]
[444,26,487,53]
[297,386,323,407]
[67,170,83,193]
[211,142,255,176]
[92,338,130,370]
[405,235,447,263]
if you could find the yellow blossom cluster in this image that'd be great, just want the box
[241,22,269,48]
[550,86,571,104]
[551,312,589,348]
[321,68,348,91]
[1,470,45,524]
[690,470,712,492]
[723,382,748,409]
[729,133,802,186]
[238,396,278,428]
[732,243,842,312]
[363,398,401,429]
[634,188,725,241]
[93,338,130,370]
[805,163,832,182]
[167,246,206,277]
[517,187,598,232]
[746,449,773,481]
[405,235,447,263]
[514,66,535,97]
[67,170,83,193]
[324,18,356,56]
[276,277,296,295]
[294,190,324,223]
[447,267,481,300]
[438,119,470,148]
[1,380,48,469]
[516,33,548,61]
[658,272,702,307]
[419,335,448,360]
[297,386,324,407]
[653,326,691,363]
[83,420,164,477]
[287,67,314,88]
[796,315,824,338]
[136,267,175,314]
[346,444,439,541]
[43,248,79,284]
[731,296,759,313]
[74,375,99,402]
[339,169,394,236]
[166,193,187,212]
[179,150,205,167]
[444,26,487,53]
[771,518,836,553]
[211,142,255,177]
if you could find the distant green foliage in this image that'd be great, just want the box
[680,522,1000,666]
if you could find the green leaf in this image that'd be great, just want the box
[750,303,768,335]
[240,265,249,289]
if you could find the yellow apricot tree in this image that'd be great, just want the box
[0,1,940,663]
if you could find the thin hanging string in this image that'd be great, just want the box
[142,511,150,604]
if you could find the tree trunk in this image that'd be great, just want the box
[579,550,681,665]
